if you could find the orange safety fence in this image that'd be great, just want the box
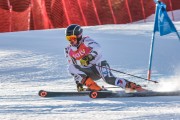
[0,0,179,33]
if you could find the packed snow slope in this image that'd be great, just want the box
[0,21,180,120]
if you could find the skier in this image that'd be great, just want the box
[64,24,144,92]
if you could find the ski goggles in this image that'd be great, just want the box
[66,35,77,42]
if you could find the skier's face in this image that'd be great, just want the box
[66,35,78,46]
[70,39,77,46]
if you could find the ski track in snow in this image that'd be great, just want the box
[0,20,180,120]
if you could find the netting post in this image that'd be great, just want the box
[31,0,36,30]
[7,0,12,32]
[62,0,70,25]
[125,0,132,23]
[92,0,101,25]
[108,0,117,24]
[140,0,146,22]
[77,0,87,26]
[28,4,32,30]
[168,0,174,21]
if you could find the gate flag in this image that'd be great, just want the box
[154,1,180,38]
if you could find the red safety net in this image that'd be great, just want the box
[31,0,51,30]
[0,0,179,33]
[0,0,10,32]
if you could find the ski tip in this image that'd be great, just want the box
[38,90,48,97]
[154,81,159,83]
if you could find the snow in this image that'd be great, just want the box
[1,12,180,120]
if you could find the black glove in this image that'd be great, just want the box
[80,54,94,66]
[76,81,84,92]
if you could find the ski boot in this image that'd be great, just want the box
[84,77,102,91]
[125,81,145,92]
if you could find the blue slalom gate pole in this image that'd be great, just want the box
[147,32,155,80]
[147,1,159,80]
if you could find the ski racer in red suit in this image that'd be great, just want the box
[65,24,143,92]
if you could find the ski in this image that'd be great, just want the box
[38,90,180,99]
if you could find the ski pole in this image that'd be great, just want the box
[102,84,147,88]
[93,64,158,83]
